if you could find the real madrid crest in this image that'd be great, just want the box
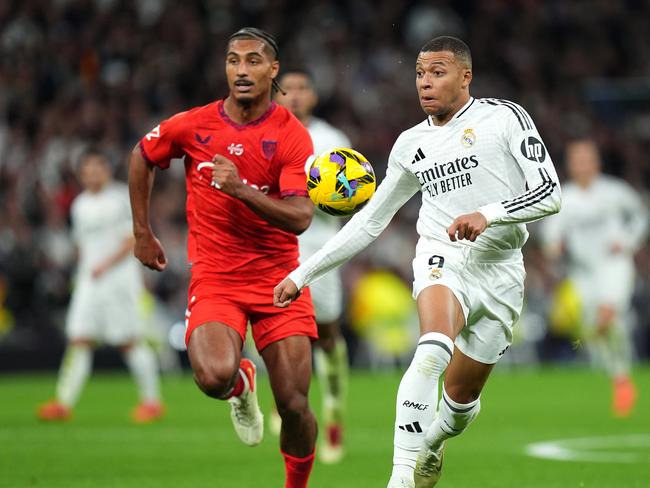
[461,128,476,148]
[429,268,443,280]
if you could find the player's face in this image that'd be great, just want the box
[415,51,471,117]
[276,73,318,120]
[226,39,279,104]
[566,141,601,185]
[79,156,111,193]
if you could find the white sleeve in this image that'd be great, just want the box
[288,147,420,289]
[478,103,562,225]
[617,182,648,252]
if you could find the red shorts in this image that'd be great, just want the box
[185,276,317,351]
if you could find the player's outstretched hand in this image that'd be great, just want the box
[212,154,244,197]
[448,212,488,242]
[274,277,301,308]
[134,232,167,271]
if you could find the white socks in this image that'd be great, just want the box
[56,346,92,407]
[392,332,454,470]
[423,386,481,454]
[314,338,348,424]
[124,343,161,403]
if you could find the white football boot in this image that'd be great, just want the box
[228,358,264,446]
[414,446,444,488]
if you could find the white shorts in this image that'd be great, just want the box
[571,259,635,327]
[412,239,525,364]
[299,216,343,324]
[66,278,143,345]
[307,269,343,323]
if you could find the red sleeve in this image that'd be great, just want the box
[278,120,314,198]
[138,111,188,169]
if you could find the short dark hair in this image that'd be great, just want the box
[78,147,108,168]
[228,27,280,61]
[279,67,314,83]
[420,36,472,69]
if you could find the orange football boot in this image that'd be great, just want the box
[37,400,71,421]
[132,401,165,423]
[613,376,637,417]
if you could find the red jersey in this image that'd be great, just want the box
[139,100,313,281]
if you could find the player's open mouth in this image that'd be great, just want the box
[235,80,254,92]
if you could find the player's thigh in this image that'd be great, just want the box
[412,248,469,338]
[187,322,244,379]
[417,285,466,338]
[185,292,248,376]
[443,348,494,403]
[66,285,99,341]
[249,286,317,353]
[308,270,343,324]
[261,335,313,408]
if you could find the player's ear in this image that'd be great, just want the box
[461,68,472,89]
[270,60,280,79]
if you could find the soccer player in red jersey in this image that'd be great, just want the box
[128,28,317,488]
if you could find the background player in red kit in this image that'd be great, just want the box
[128,28,318,488]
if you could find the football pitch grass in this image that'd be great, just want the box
[1,366,649,488]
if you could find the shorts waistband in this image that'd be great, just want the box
[465,247,523,263]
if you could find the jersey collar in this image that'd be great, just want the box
[217,99,277,130]
[427,97,475,126]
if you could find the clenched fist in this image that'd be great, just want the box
[134,231,167,271]
[273,277,301,308]
[212,154,244,197]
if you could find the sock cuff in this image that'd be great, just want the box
[441,386,480,411]
[280,449,316,464]
[418,332,454,357]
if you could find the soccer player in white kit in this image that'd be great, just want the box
[274,37,561,488]
[542,138,647,417]
[276,68,351,463]
[38,151,164,423]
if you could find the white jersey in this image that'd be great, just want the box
[542,176,647,272]
[299,117,352,257]
[289,97,562,289]
[71,182,141,287]
[541,176,647,312]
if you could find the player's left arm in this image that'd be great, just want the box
[614,181,649,253]
[450,104,562,241]
[91,236,136,279]
[92,190,137,278]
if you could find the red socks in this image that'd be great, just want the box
[226,370,245,399]
[282,450,315,488]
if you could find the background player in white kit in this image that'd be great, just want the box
[275,68,351,463]
[542,138,647,417]
[38,151,164,423]
[274,37,561,488]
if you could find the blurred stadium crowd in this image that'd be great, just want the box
[1,0,649,368]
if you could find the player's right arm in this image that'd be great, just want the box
[274,141,420,307]
[128,147,167,271]
[128,116,185,271]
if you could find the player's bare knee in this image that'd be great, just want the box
[276,391,309,421]
[193,362,238,398]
